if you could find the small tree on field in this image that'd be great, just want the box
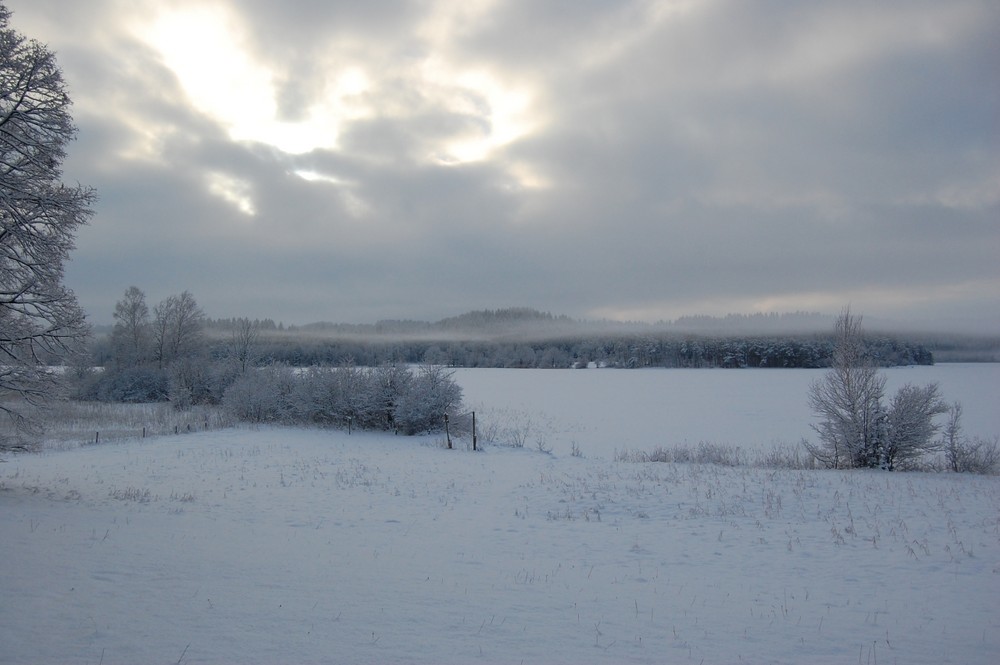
[0,4,94,434]
[882,382,947,470]
[806,307,949,470]
[806,308,886,468]
[942,402,964,472]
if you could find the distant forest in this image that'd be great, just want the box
[90,307,995,370]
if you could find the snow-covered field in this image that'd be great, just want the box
[454,364,1000,458]
[2,366,998,664]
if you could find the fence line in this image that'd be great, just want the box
[87,419,216,446]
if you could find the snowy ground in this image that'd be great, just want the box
[2,365,999,664]
[453,364,1000,458]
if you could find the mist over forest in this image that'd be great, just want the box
[88,306,1000,370]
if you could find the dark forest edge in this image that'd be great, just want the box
[86,306,997,370]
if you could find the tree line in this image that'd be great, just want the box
[70,287,463,435]
[86,319,935,371]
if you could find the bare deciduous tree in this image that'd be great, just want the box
[882,382,947,470]
[111,286,150,367]
[152,291,204,369]
[807,307,952,470]
[805,307,886,468]
[229,317,259,373]
[0,4,94,432]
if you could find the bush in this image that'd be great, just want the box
[222,365,298,423]
[806,309,948,470]
[222,364,463,434]
[168,357,240,408]
[949,436,1000,474]
[392,365,462,434]
[939,402,999,474]
[86,366,169,403]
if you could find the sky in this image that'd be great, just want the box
[7,0,999,331]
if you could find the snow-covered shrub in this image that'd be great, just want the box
[950,436,1000,474]
[392,365,462,435]
[222,365,298,423]
[365,364,413,430]
[939,403,999,474]
[168,357,216,408]
[756,442,818,469]
[292,366,347,426]
[90,366,169,403]
[881,382,947,470]
[222,363,463,435]
[807,309,950,470]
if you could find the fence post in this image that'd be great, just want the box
[472,411,477,451]
[142,426,146,439]
[95,431,99,445]
[444,414,451,449]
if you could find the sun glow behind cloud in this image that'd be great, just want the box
[137,3,540,168]
[129,0,551,207]
[139,4,373,155]
[429,66,538,165]
[31,0,991,330]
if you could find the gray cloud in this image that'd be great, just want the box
[7,0,999,331]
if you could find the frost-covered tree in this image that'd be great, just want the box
[222,364,298,423]
[228,317,259,373]
[368,364,412,430]
[393,364,463,435]
[806,308,886,468]
[222,363,463,436]
[0,3,94,432]
[807,308,951,470]
[942,402,964,473]
[111,286,150,367]
[152,291,204,369]
[881,382,947,470]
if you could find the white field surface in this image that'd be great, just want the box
[1,366,999,664]
[453,364,1000,458]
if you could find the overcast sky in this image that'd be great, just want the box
[8,0,999,331]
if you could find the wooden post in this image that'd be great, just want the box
[347,416,352,435]
[95,431,99,445]
[472,411,477,451]
[142,426,146,439]
[444,414,451,449]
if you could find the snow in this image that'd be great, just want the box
[2,366,999,664]
[453,364,1000,458]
